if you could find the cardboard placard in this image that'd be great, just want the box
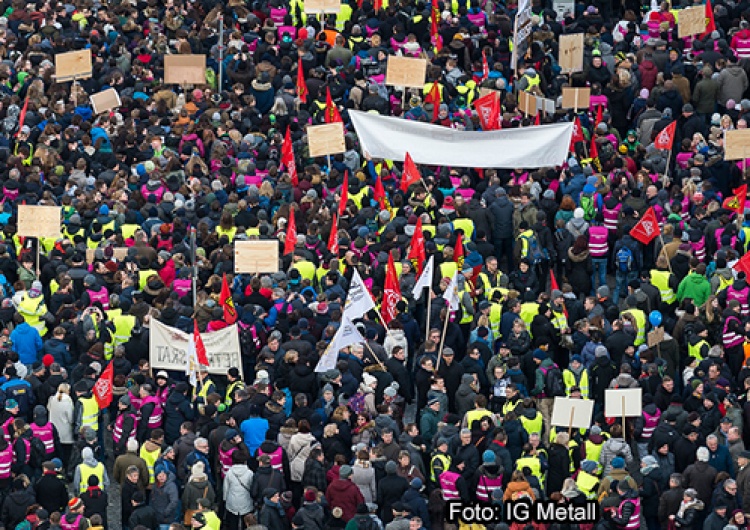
[304,0,340,13]
[536,97,556,115]
[605,388,643,417]
[55,50,92,82]
[724,129,750,160]
[479,88,500,98]
[164,55,206,85]
[307,123,346,157]
[647,327,665,347]
[85,247,129,262]
[518,90,537,116]
[559,33,584,73]
[385,56,428,88]
[234,240,279,274]
[561,87,591,110]
[17,205,61,239]
[678,6,706,38]
[90,88,122,115]
[553,0,574,19]
[550,397,594,430]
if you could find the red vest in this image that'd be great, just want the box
[617,498,641,530]
[723,315,745,348]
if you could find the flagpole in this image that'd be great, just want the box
[658,232,674,274]
[363,341,388,371]
[191,227,197,308]
[435,306,452,372]
[425,290,432,346]
[662,149,672,187]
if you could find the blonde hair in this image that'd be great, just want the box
[57,382,70,402]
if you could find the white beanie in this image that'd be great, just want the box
[697,447,710,462]
[574,207,585,219]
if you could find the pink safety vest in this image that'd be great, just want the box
[589,96,608,112]
[439,471,461,500]
[476,472,503,501]
[641,409,660,439]
[723,315,745,348]
[258,445,283,473]
[589,226,609,258]
[60,514,83,530]
[86,287,109,310]
[30,422,55,454]
[467,11,486,29]
[138,396,163,429]
[602,204,621,232]
[15,438,30,464]
[128,389,142,412]
[277,25,297,40]
[156,385,172,407]
[0,445,12,478]
[173,278,192,297]
[736,37,750,59]
[1,416,13,443]
[690,237,706,262]
[617,498,641,530]
[715,227,738,252]
[218,445,237,478]
[728,285,750,316]
[269,7,287,24]
[113,412,137,444]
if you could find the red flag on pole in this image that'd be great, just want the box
[296,57,308,104]
[281,127,298,186]
[284,207,297,255]
[383,253,401,325]
[374,0,382,11]
[569,116,584,152]
[453,232,464,267]
[407,217,426,275]
[473,91,500,131]
[481,50,489,81]
[590,136,599,161]
[338,171,349,216]
[595,104,603,127]
[329,213,339,256]
[549,270,569,319]
[734,251,750,277]
[220,273,238,324]
[723,184,748,214]
[193,320,210,366]
[325,87,343,124]
[430,0,442,51]
[401,152,422,192]
[701,0,716,38]
[654,121,677,151]
[534,113,541,126]
[373,175,386,209]
[428,82,441,122]
[15,97,29,138]
[630,207,660,245]
[93,361,114,409]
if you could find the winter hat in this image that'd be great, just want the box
[581,460,598,474]
[590,426,602,435]
[362,373,377,387]
[533,349,547,361]
[697,447,710,462]
[483,450,496,463]
[595,346,608,358]
[574,207,585,219]
[611,457,625,469]
[68,498,83,510]
[640,88,649,98]
[385,461,398,474]
[340,465,353,479]
[304,490,317,502]
[154,464,166,477]
[642,455,658,467]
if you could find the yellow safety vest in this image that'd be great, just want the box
[439,261,458,281]
[140,444,161,484]
[459,285,473,325]
[453,218,474,241]
[203,511,221,530]
[551,309,567,331]
[520,412,543,436]
[519,302,539,327]
[350,189,368,209]
[193,379,215,403]
[423,224,436,238]
[121,223,139,240]
[562,369,589,399]
[489,303,502,336]
[430,453,451,482]
[245,227,260,237]
[100,219,116,234]
[79,461,105,492]
[688,339,709,361]
[18,295,46,335]
[465,409,492,428]
[216,226,237,242]
[584,440,604,474]
[515,455,543,485]
[63,227,85,241]
[293,261,316,283]
[455,82,477,106]
[139,269,157,289]
[650,269,676,304]
[225,380,244,407]
[80,396,100,432]
[478,271,504,300]
[112,314,136,346]
[336,3,352,30]
[522,73,540,92]
[576,470,599,499]
[624,308,646,346]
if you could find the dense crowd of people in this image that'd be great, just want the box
[6,0,750,530]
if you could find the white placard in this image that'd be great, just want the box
[550,397,594,429]
[605,388,643,417]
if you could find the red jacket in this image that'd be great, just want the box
[325,479,365,522]
[158,259,175,287]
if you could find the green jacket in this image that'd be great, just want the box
[533,358,555,397]
[677,272,711,306]
[419,408,440,450]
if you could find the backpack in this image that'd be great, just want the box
[239,322,265,357]
[542,364,565,397]
[29,436,46,468]
[616,246,634,273]
[347,392,367,415]
[580,193,596,221]
[356,516,378,530]
[520,232,545,265]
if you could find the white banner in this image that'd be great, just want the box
[412,256,434,300]
[343,269,376,320]
[150,320,243,378]
[349,111,572,168]
[315,315,365,373]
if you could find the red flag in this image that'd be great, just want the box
[590,136,599,161]
[453,232,464,267]
[220,273,238,324]
[15,97,29,138]
[654,121,677,151]
[569,116,584,152]
[630,206,660,245]
[407,217,426,275]
[534,113,540,126]
[401,152,422,192]
[549,270,569,319]
[735,251,750,277]
[723,184,748,214]
[374,0,382,11]
[329,213,339,256]
[383,253,401,325]
[193,320,210,366]
[325,86,343,124]
[284,207,297,255]
[373,174,386,209]
[595,104,603,128]
[430,0,442,51]
[93,361,114,409]
[281,127,298,186]
[428,82,441,122]
[296,57,308,104]
[481,50,489,81]
[701,0,716,38]
[339,171,349,216]
[473,91,500,130]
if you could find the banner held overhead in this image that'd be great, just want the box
[349,110,573,168]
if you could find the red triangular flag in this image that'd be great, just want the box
[481,50,489,81]
[570,116,584,152]
[281,127,298,186]
[630,207,660,245]
[220,273,238,324]
[595,104,603,128]
[325,86,343,124]
[329,213,339,256]
[373,0,382,11]
[428,82,441,122]
[723,184,748,214]
[401,152,422,192]
[549,270,569,319]
[473,91,500,131]
[296,57,308,104]
[590,136,599,160]
[407,217,426,275]
[382,253,401,325]
[701,0,716,38]
[453,232,464,268]
[15,96,29,138]
[193,321,210,366]
[430,0,442,51]
[93,361,114,409]
[338,171,349,216]
[734,251,750,277]
[373,174,386,209]
[284,207,297,255]
[654,121,677,151]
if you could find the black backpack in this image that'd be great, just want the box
[542,364,565,397]
[29,436,46,468]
